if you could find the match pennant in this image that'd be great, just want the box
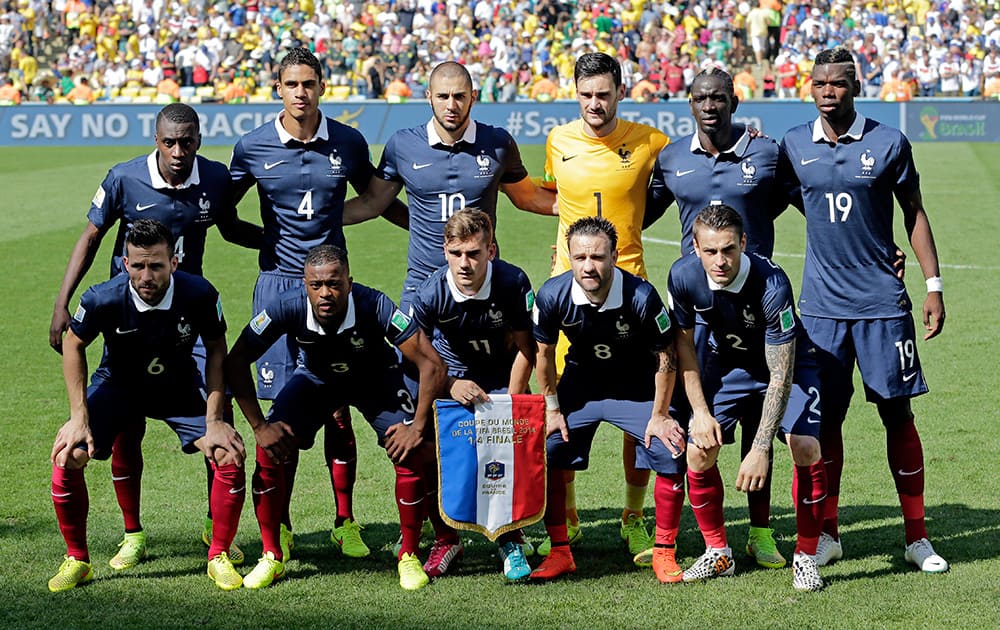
[434,395,546,541]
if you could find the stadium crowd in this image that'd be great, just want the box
[2,0,1000,105]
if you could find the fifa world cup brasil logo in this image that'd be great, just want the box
[919,106,939,140]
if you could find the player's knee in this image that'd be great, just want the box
[788,434,821,465]
[60,446,91,470]
[876,398,913,428]
[686,445,719,472]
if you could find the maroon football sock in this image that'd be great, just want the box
[324,408,357,527]
[653,473,685,546]
[111,426,144,533]
[887,416,928,544]
[545,467,569,544]
[793,461,827,555]
[207,462,245,558]
[252,445,286,560]
[52,465,89,562]
[394,462,425,558]
[280,449,299,531]
[688,465,727,549]
[820,422,844,539]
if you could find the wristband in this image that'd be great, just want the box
[925,276,943,293]
[544,394,560,410]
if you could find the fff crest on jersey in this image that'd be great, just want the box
[484,460,505,481]
[349,334,365,350]
[259,363,274,386]
[740,158,757,185]
[475,152,493,178]
[617,144,633,169]
[615,317,631,338]
[742,306,756,328]
[487,306,504,327]
[859,149,876,178]
[328,151,343,175]
[177,318,193,344]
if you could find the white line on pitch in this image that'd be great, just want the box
[643,237,992,271]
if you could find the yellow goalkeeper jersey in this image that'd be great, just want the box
[544,119,669,279]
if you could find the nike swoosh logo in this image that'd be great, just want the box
[399,497,424,506]
[802,493,828,505]
[111,475,131,481]
[135,202,156,212]
[800,157,821,166]
[252,487,277,495]
[675,169,696,177]
[561,155,576,162]
[693,305,712,312]
[116,327,138,335]
[229,486,246,494]
[412,162,432,170]
[264,161,286,170]
[51,491,72,497]
[672,482,684,491]
[439,315,460,324]
[902,372,917,382]
[690,501,710,509]
[561,319,582,327]
[806,418,820,424]
[897,467,923,476]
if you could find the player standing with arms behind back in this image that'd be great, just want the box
[779,47,948,573]
[539,52,670,564]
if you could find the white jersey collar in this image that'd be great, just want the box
[305,292,356,335]
[446,262,493,302]
[275,110,330,144]
[811,113,867,144]
[571,267,624,312]
[129,274,175,311]
[146,151,200,189]
[689,126,752,157]
[427,118,478,146]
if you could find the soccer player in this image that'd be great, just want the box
[224,245,448,590]
[410,208,537,581]
[48,102,261,571]
[48,219,246,592]
[343,60,556,313]
[646,67,791,569]
[779,47,948,573]
[668,206,828,591]
[530,217,687,582]
[540,51,670,563]
[230,47,394,558]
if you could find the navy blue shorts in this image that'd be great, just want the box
[546,399,685,474]
[84,381,207,459]
[704,356,822,443]
[253,272,302,400]
[802,315,928,405]
[267,365,415,450]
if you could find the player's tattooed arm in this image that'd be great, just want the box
[755,339,796,451]
[736,339,794,493]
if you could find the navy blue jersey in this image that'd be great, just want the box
[648,128,789,257]
[668,252,806,381]
[377,120,529,281]
[411,259,534,391]
[779,115,918,318]
[70,270,226,390]
[88,153,238,277]
[230,115,375,275]
[235,282,417,383]
[534,268,674,400]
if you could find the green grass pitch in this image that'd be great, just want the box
[1,141,998,628]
